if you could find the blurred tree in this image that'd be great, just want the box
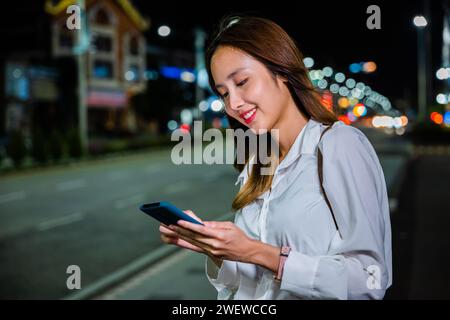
[67,127,83,159]
[131,78,195,134]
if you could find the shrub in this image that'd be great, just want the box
[31,128,49,164]
[6,130,27,168]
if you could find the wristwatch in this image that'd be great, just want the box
[274,246,291,282]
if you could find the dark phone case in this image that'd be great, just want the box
[139,201,204,226]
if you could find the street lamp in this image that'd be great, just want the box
[413,15,428,122]
[157,25,171,37]
[413,16,428,27]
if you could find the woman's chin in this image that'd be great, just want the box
[249,125,270,135]
[239,116,269,134]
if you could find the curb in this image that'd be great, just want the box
[63,245,179,300]
[0,146,172,179]
[413,145,450,156]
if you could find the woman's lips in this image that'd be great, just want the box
[240,108,257,124]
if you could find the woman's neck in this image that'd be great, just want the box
[275,101,309,160]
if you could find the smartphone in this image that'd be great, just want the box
[139,201,204,226]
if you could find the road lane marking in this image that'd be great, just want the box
[107,171,130,181]
[163,181,190,194]
[0,191,26,204]
[56,179,86,192]
[36,212,84,231]
[114,193,145,210]
[144,165,163,174]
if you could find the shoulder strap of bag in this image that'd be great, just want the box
[317,124,340,233]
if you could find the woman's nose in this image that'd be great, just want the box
[228,91,245,111]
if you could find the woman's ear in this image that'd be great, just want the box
[275,73,289,86]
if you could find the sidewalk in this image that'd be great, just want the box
[385,154,450,299]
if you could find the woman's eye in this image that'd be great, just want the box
[221,92,229,98]
[237,79,248,86]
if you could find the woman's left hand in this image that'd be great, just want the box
[168,215,256,263]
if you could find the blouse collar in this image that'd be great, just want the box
[234,118,325,185]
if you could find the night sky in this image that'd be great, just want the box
[1,0,447,113]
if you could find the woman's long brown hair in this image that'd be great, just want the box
[205,15,337,211]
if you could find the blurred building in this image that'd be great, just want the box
[45,0,150,136]
[3,62,60,134]
[1,5,66,144]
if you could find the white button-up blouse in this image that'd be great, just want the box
[205,119,392,300]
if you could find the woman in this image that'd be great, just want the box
[159,16,392,300]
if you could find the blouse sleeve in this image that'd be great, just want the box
[279,124,393,300]
[205,257,240,299]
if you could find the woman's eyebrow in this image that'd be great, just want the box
[215,67,247,88]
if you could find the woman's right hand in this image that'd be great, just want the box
[159,210,224,268]
[159,210,206,254]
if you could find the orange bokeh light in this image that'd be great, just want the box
[430,112,438,121]
[338,115,351,125]
[434,114,443,124]
[364,61,377,73]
